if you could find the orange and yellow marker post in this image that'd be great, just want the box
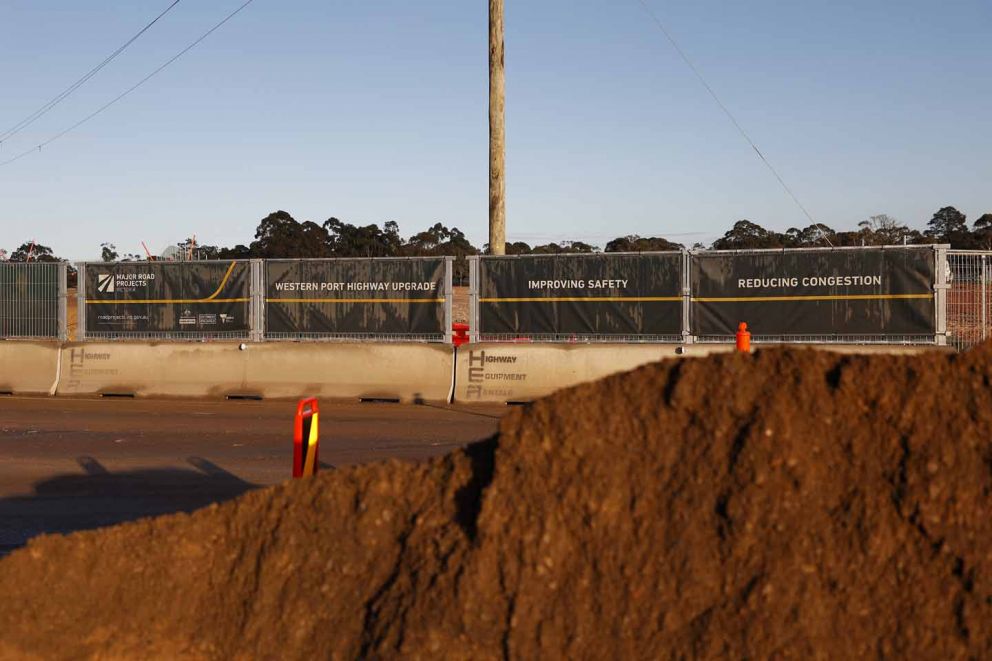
[293,398,319,478]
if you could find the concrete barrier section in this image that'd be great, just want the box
[453,343,688,403]
[245,343,454,403]
[0,341,61,395]
[56,342,455,403]
[57,343,251,399]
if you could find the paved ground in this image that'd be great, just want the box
[0,396,507,553]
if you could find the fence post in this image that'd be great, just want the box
[57,262,68,342]
[468,256,480,344]
[682,249,693,344]
[934,245,949,346]
[443,256,454,345]
[76,262,87,342]
[250,259,264,343]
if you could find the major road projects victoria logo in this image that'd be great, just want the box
[96,274,115,293]
[94,271,156,294]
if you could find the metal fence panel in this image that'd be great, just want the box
[947,250,992,351]
[79,261,251,341]
[689,245,939,344]
[263,257,451,342]
[0,262,65,340]
[468,247,950,346]
[473,252,684,343]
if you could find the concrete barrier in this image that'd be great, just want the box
[47,340,947,403]
[453,342,951,403]
[453,343,687,403]
[244,342,454,403]
[57,343,250,399]
[0,341,61,395]
[56,342,455,403]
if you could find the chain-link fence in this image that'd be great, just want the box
[947,251,992,350]
[0,262,67,340]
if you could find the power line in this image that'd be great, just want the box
[0,0,183,147]
[634,0,827,240]
[0,0,256,169]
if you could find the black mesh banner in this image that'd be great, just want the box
[478,253,683,337]
[690,248,936,337]
[84,261,250,334]
[265,258,446,336]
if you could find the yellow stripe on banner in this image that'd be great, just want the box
[479,296,682,303]
[267,298,446,304]
[692,293,934,303]
[87,262,244,305]
[205,262,238,301]
[86,298,249,304]
[303,413,318,477]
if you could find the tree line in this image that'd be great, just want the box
[4,205,992,269]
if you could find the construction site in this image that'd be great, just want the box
[2,0,991,658]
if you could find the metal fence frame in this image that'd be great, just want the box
[77,260,252,342]
[3,249,976,347]
[945,250,992,351]
[76,257,453,343]
[261,256,453,344]
[0,261,67,341]
[689,244,947,346]
[469,245,949,345]
[468,251,685,344]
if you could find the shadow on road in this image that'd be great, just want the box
[0,456,258,556]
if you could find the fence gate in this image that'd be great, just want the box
[947,251,992,350]
[0,261,67,340]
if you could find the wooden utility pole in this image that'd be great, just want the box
[488,0,506,255]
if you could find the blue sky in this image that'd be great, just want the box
[0,0,989,259]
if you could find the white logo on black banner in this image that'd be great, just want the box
[97,274,115,293]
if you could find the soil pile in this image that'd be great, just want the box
[2,347,992,659]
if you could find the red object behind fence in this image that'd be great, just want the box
[293,397,320,478]
[452,322,470,347]
[736,322,752,353]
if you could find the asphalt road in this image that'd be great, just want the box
[0,396,507,553]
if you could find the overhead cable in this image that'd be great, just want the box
[0,0,183,147]
[634,0,826,239]
[0,0,256,169]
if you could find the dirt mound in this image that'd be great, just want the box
[3,347,992,659]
